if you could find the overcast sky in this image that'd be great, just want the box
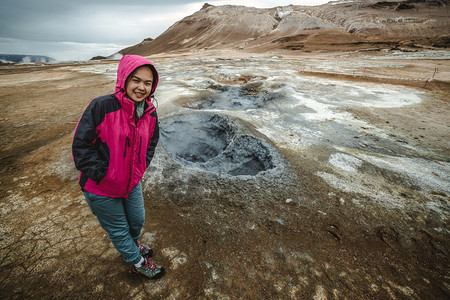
[0,0,330,61]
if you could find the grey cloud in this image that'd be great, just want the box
[0,0,202,43]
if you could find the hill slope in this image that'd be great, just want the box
[120,0,450,56]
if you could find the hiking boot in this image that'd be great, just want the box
[136,242,153,257]
[132,257,165,279]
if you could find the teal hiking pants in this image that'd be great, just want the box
[83,182,145,265]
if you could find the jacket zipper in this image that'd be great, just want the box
[126,126,138,196]
[125,105,155,196]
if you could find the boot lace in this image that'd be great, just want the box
[137,243,146,251]
[143,259,158,271]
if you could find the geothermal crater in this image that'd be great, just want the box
[183,80,282,110]
[160,113,277,176]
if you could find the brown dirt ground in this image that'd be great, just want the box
[0,51,449,299]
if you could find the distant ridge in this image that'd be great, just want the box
[0,54,56,63]
[119,0,450,56]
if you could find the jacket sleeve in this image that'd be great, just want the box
[146,112,159,167]
[72,99,109,183]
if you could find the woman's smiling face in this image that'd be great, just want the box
[125,66,154,102]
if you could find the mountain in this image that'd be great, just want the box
[120,0,449,56]
[0,54,56,63]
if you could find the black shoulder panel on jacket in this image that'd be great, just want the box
[89,94,121,125]
[149,109,157,118]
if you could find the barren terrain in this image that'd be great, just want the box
[0,48,449,299]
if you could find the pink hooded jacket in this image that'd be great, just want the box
[72,55,159,198]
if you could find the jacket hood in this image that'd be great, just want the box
[115,55,159,97]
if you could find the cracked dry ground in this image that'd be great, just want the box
[0,56,449,299]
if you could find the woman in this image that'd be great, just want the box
[72,55,163,279]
